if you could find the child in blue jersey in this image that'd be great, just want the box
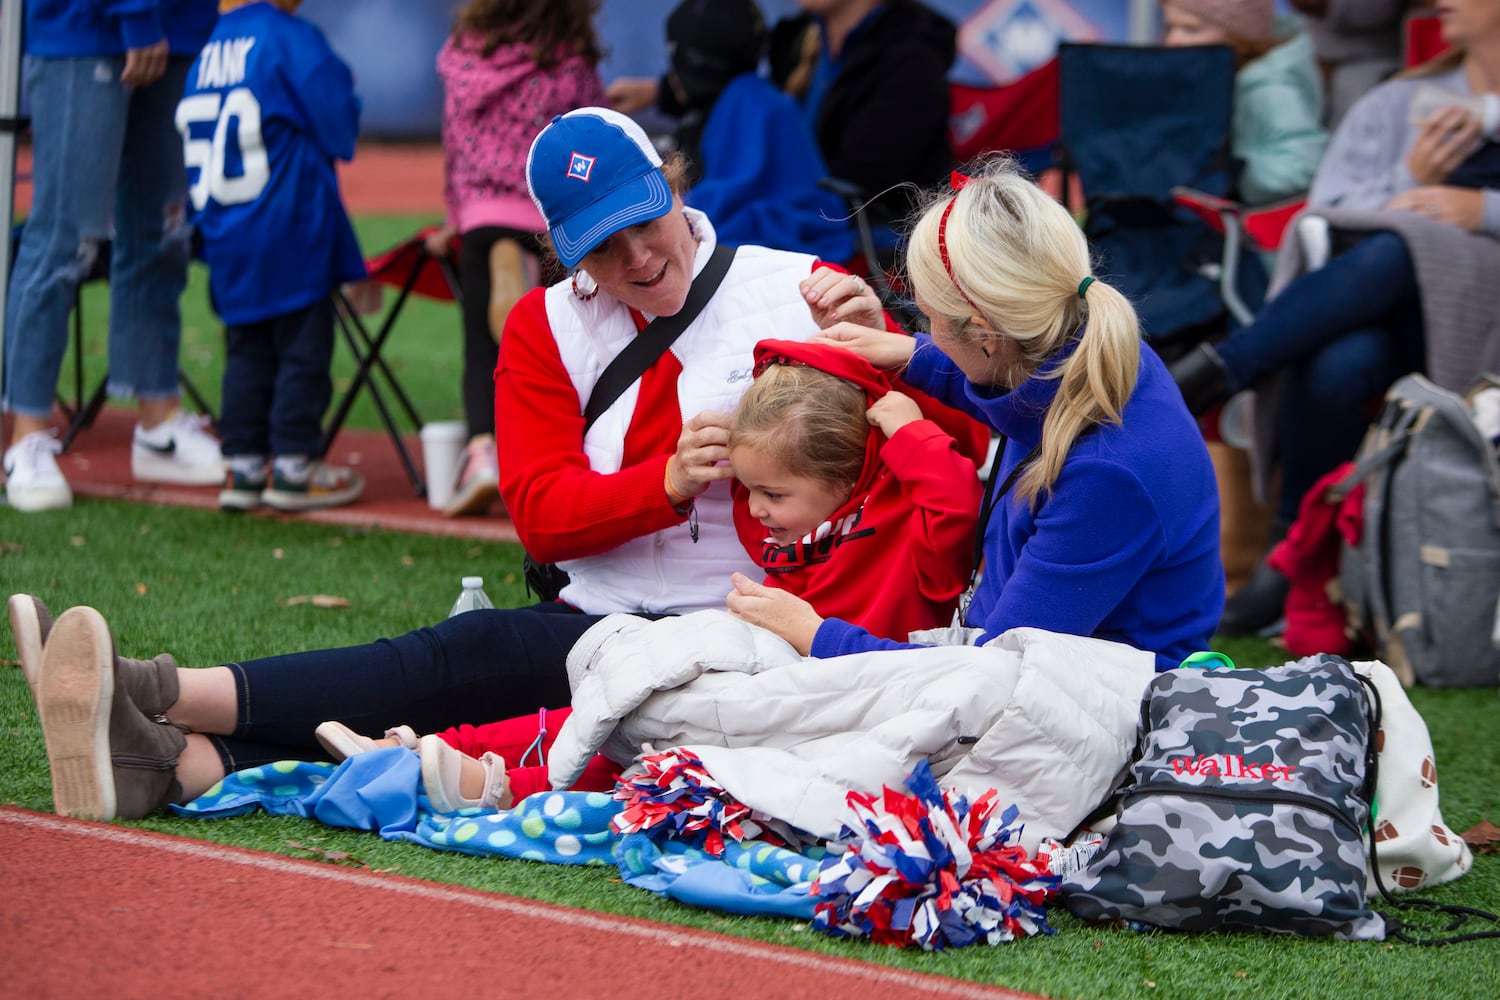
[177,0,367,511]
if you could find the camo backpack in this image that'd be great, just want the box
[1060,656,1388,940]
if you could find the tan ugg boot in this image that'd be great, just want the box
[37,606,185,821]
[11,593,181,717]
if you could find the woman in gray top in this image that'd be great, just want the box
[1170,0,1500,635]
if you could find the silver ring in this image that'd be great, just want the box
[851,275,866,295]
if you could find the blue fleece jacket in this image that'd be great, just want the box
[25,0,218,58]
[811,332,1224,671]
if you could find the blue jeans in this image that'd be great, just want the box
[221,300,335,459]
[1213,231,1424,522]
[209,603,610,773]
[2,55,192,417]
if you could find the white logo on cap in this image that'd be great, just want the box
[567,152,596,182]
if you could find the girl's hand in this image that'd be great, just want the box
[424,224,459,258]
[865,390,923,437]
[811,321,918,370]
[725,572,823,655]
[800,267,885,328]
[606,77,660,114]
[1385,184,1486,231]
[1406,104,1484,186]
[667,410,735,499]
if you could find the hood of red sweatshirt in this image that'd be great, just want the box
[740,339,891,562]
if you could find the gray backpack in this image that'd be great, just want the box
[1336,373,1500,688]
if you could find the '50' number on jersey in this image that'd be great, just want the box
[176,89,269,211]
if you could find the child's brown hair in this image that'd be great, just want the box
[729,362,867,491]
[454,0,604,67]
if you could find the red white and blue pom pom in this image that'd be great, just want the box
[612,748,794,855]
[810,760,1059,950]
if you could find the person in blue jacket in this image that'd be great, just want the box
[2,0,223,512]
[606,0,854,263]
[728,158,1226,672]
[178,0,367,511]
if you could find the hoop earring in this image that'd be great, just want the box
[571,270,599,301]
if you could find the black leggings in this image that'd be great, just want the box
[457,226,555,438]
[208,602,603,774]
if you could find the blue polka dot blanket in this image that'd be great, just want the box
[172,747,820,920]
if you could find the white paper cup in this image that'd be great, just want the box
[419,420,467,510]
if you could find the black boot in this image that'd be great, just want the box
[1218,521,1290,637]
[1168,342,1230,417]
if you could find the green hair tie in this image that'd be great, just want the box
[1077,276,1095,299]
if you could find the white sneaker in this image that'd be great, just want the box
[442,440,500,518]
[2,430,73,511]
[132,411,224,486]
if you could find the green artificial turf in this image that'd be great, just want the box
[10,212,1499,997]
[2,500,1498,1000]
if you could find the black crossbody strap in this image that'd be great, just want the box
[582,242,737,434]
[967,440,1043,580]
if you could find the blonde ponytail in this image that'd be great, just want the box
[905,156,1140,504]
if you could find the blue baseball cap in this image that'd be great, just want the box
[526,107,674,269]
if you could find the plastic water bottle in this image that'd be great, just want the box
[449,575,494,617]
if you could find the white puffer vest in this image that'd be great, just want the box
[544,212,821,614]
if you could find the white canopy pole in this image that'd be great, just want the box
[1128,0,1159,44]
[0,0,23,377]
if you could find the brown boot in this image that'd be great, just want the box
[8,593,53,706]
[37,606,185,821]
[114,651,181,719]
[10,592,180,717]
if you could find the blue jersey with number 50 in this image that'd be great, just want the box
[177,2,367,325]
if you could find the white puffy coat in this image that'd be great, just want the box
[548,611,1156,850]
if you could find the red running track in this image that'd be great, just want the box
[0,808,1042,999]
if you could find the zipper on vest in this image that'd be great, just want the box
[1123,782,1365,840]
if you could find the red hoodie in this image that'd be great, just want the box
[732,340,982,641]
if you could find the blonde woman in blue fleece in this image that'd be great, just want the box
[729,159,1225,671]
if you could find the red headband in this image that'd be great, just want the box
[937,171,981,313]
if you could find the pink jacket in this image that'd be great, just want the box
[438,36,605,234]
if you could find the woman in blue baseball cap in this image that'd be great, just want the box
[18,106,989,820]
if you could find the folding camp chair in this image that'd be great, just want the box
[322,227,462,497]
[1168,9,1452,331]
[1056,42,1265,358]
[948,57,1061,177]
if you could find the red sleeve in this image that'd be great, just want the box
[493,289,685,562]
[880,420,983,602]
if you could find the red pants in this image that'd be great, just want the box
[437,707,620,802]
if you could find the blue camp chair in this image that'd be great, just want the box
[1056,42,1267,359]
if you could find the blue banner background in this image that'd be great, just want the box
[300,0,1294,139]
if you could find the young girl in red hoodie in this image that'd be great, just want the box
[315,338,980,811]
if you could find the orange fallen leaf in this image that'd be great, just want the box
[285,839,367,867]
[272,548,284,559]
[135,583,148,595]
[1460,818,1500,854]
[280,594,351,609]
[70,536,86,547]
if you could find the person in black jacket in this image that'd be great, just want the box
[767,0,956,236]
